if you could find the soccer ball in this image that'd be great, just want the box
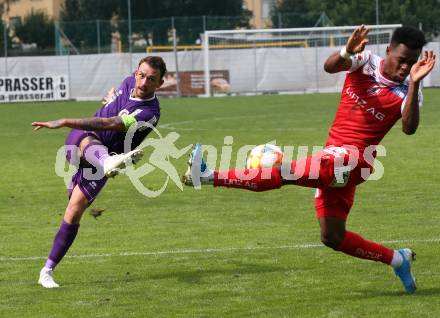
[246,144,284,169]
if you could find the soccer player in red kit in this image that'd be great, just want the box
[182,25,436,294]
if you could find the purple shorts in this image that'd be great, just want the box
[65,129,107,204]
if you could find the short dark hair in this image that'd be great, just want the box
[138,56,167,79]
[390,26,426,50]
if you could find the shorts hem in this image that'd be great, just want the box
[315,204,349,220]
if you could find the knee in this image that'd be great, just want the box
[64,204,87,224]
[320,231,345,250]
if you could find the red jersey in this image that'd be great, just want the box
[326,51,422,153]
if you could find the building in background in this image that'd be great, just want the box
[243,0,276,28]
[2,0,64,26]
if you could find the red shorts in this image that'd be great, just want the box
[314,186,356,220]
[308,146,372,220]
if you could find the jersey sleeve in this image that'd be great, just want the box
[102,76,134,108]
[117,76,135,92]
[348,50,371,73]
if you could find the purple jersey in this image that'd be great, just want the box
[93,76,160,153]
[64,76,160,203]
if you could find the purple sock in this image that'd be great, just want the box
[83,142,110,170]
[45,221,80,270]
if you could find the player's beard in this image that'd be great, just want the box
[135,87,152,99]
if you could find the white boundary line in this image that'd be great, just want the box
[1,238,439,262]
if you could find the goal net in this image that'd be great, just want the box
[202,25,402,96]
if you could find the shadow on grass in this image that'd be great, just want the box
[356,287,440,298]
[148,261,305,284]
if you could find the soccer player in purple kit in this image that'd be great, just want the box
[32,56,166,288]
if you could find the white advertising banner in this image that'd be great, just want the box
[0,75,69,103]
[0,42,438,100]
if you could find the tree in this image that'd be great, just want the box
[15,10,55,49]
[59,0,251,50]
[59,0,121,53]
[122,0,251,45]
[272,0,440,37]
[270,0,320,28]
[0,22,8,57]
[0,0,19,18]
[60,0,121,21]
[0,0,19,55]
[379,0,440,38]
[124,0,250,19]
[60,0,250,23]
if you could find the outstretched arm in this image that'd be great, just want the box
[324,24,369,73]
[32,116,126,132]
[402,50,436,135]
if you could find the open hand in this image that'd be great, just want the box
[410,50,436,83]
[346,25,369,54]
[31,119,64,130]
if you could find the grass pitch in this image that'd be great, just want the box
[0,90,439,317]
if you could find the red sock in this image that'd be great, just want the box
[338,231,393,264]
[213,167,282,192]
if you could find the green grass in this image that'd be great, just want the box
[1,90,439,317]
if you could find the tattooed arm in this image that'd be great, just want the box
[32,116,126,132]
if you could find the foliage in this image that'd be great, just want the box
[14,10,55,49]
[121,0,250,19]
[272,0,440,37]
[0,22,8,56]
[0,0,19,18]
[60,0,121,21]
[0,0,18,55]
[270,0,318,28]
[59,0,251,51]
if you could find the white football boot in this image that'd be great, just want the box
[181,143,212,187]
[38,267,59,288]
[103,148,144,178]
